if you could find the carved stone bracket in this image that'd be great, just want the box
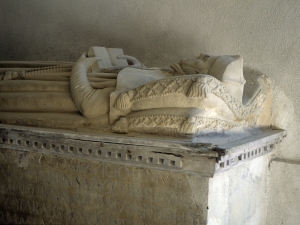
[0,124,285,177]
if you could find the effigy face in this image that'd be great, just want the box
[178,54,216,75]
[0,47,272,137]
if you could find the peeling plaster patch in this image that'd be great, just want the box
[14,151,29,168]
[272,89,294,129]
[271,89,298,159]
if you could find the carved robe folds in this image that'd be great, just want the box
[110,71,272,136]
[0,47,272,137]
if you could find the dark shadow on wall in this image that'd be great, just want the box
[0,0,211,66]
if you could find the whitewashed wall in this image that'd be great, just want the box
[1,0,299,224]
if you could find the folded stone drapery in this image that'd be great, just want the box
[0,46,272,137]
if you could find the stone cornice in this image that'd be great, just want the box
[0,124,286,177]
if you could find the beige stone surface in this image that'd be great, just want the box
[0,125,284,224]
[0,0,299,222]
[0,50,272,137]
[0,148,209,225]
[0,124,283,225]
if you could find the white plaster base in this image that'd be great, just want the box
[208,155,269,225]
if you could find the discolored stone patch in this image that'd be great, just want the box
[0,148,209,225]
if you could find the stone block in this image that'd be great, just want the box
[0,148,209,225]
[0,125,286,224]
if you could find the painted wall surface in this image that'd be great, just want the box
[1,0,299,224]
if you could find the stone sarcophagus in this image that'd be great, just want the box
[0,124,285,225]
[0,47,285,224]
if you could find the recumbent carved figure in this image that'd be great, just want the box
[0,47,272,136]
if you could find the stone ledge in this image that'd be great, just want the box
[215,129,286,173]
[0,124,286,176]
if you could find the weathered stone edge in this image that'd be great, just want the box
[0,124,286,176]
[215,129,286,172]
[0,124,217,176]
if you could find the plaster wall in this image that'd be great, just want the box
[0,0,299,224]
[267,160,300,225]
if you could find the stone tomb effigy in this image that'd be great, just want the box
[0,47,286,224]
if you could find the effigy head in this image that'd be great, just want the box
[179,54,218,75]
[111,52,272,137]
[178,54,244,79]
[176,54,245,102]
